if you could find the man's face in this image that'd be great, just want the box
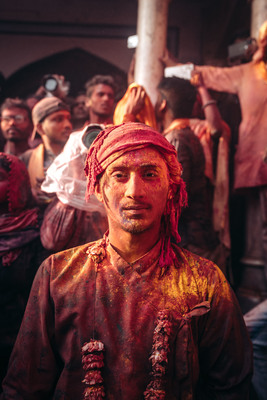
[87,84,115,118]
[72,95,88,120]
[38,110,72,146]
[95,147,170,235]
[1,107,33,142]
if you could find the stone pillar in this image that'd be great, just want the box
[134,0,170,105]
[251,0,267,38]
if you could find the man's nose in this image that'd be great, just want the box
[125,174,145,198]
[7,117,16,126]
[103,94,111,102]
[64,118,73,130]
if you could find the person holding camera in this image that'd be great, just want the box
[41,74,70,101]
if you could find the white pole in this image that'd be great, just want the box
[251,0,267,38]
[134,0,170,105]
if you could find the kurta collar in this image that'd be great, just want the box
[106,237,162,276]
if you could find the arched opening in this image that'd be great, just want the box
[2,48,127,102]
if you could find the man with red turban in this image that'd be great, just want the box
[1,122,252,399]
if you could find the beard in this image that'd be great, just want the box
[119,211,155,235]
[121,221,147,234]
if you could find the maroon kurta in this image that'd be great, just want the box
[1,238,252,399]
[196,62,267,190]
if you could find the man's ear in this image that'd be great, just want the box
[85,98,91,108]
[36,122,45,137]
[159,99,167,113]
[94,182,104,203]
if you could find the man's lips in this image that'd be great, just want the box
[7,128,20,134]
[122,204,150,211]
[100,104,111,110]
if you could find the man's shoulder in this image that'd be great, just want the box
[20,144,45,167]
[174,245,226,283]
[38,239,106,284]
[19,148,34,167]
[166,126,197,142]
[166,127,204,158]
[50,238,106,261]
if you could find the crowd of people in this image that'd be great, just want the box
[0,19,267,400]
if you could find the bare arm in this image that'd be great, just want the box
[191,70,224,138]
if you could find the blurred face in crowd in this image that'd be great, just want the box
[72,94,88,120]
[38,110,72,147]
[87,84,115,118]
[1,107,33,143]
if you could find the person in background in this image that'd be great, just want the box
[162,20,267,287]
[244,299,267,400]
[190,71,232,277]
[0,98,33,156]
[40,124,108,252]
[0,153,48,391]
[1,122,252,399]
[70,92,89,130]
[155,77,222,269]
[113,83,157,128]
[20,96,72,209]
[84,75,116,126]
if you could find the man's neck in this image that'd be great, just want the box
[108,227,160,264]
[42,139,64,157]
[4,140,29,156]
[162,111,174,133]
[89,111,112,126]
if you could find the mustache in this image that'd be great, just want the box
[7,128,21,133]
[121,201,151,210]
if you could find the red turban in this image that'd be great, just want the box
[84,122,187,268]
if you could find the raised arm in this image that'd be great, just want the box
[191,70,224,138]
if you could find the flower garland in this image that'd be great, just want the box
[82,240,172,399]
[82,241,107,399]
[81,339,105,399]
[144,309,172,400]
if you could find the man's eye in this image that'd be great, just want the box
[111,171,127,179]
[144,171,157,178]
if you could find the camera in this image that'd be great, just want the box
[227,38,257,64]
[41,74,70,97]
[82,124,104,149]
[42,75,58,92]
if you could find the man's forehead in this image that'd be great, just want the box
[2,107,28,115]
[106,147,167,170]
[93,84,114,94]
[44,109,71,120]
